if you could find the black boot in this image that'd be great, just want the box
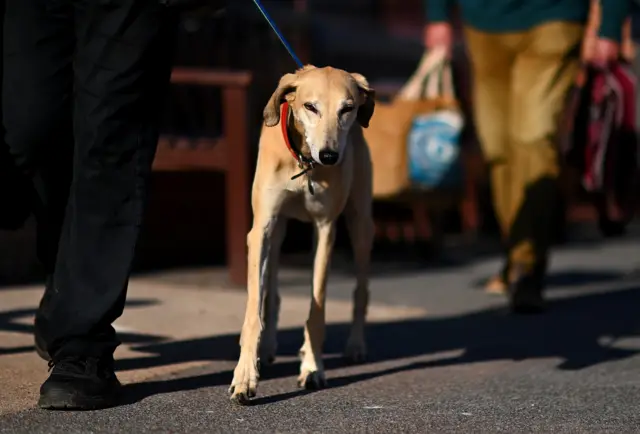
[598,217,627,238]
[508,265,546,314]
[39,356,121,410]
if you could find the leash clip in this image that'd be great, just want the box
[290,160,315,195]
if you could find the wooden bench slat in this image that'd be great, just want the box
[153,136,227,172]
[170,68,252,88]
[152,68,252,287]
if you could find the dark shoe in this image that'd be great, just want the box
[38,356,121,410]
[508,268,546,314]
[598,217,627,238]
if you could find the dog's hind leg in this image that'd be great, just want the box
[343,187,374,363]
[230,211,280,404]
[298,220,336,389]
[259,216,287,367]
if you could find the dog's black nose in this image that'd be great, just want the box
[319,150,339,165]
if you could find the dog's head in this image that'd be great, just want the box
[263,65,375,166]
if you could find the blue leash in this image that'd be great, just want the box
[251,0,304,69]
[250,1,307,323]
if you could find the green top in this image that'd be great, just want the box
[425,0,630,42]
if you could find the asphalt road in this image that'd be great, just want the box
[2,227,640,433]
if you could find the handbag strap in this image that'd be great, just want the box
[397,46,448,100]
[421,59,456,100]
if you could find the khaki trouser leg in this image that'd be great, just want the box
[507,22,583,271]
[467,22,583,274]
[464,28,519,238]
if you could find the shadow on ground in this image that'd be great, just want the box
[0,299,166,356]
[117,280,640,406]
[470,269,628,291]
[2,266,638,407]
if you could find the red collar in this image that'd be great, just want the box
[281,102,302,164]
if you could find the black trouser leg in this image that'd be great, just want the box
[0,0,47,232]
[44,0,177,359]
[3,0,75,271]
[4,0,176,359]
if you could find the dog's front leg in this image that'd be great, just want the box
[344,201,374,363]
[259,216,287,366]
[230,214,279,404]
[298,220,336,389]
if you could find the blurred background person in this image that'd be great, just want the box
[424,0,629,313]
[632,2,640,140]
[583,0,637,238]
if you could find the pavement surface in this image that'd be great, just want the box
[1,225,640,433]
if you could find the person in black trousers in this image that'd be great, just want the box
[1,0,177,409]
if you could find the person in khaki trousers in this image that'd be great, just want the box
[424,0,629,313]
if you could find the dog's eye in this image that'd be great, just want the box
[340,106,354,116]
[304,103,318,114]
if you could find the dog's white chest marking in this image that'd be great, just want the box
[283,175,308,193]
[304,183,330,214]
[277,177,337,223]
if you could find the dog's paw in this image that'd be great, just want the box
[229,359,259,405]
[297,369,327,390]
[344,336,367,364]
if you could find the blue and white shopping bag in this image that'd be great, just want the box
[405,60,464,190]
[408,109,463,188]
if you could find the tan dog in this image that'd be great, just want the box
[229,65,376,404]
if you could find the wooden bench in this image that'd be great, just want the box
[152,68,253,286]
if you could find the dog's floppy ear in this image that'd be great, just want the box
[263,72,298,127]
[350,72,376,128]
